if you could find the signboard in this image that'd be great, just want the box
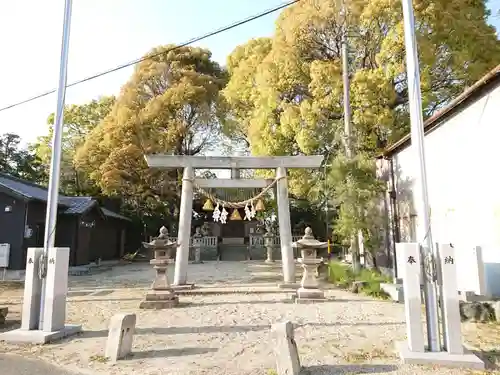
[0,243,10,268]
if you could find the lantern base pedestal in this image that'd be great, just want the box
[170,284,196,290]
[139,291,179,309]
[296,287,325,300]
[278,283,300,290]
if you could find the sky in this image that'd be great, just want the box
[0,0,286,145]
[0,0,499,146]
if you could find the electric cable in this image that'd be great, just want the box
[0,0,300,113]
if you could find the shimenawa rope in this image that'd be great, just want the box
[186,176,284,209]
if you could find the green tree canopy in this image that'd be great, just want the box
[75,45,228,213]
[223,0,500,197]
[0,133,46,183]
[31,96,115,195]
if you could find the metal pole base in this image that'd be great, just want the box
[396,342,484,370]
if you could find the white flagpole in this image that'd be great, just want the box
[39,0,73,330]
[401,0,440,351]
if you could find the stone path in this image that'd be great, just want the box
[1,261,499,374]
[0,354,82,375]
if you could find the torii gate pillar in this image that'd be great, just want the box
[276,167,295,284]
[174,166,194,285]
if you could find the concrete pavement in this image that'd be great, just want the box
[0,354,82,375]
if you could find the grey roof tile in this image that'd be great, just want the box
[101,207,131,222]
[61,196,97,214]
[0,173,58,202]
[0,173,129,221]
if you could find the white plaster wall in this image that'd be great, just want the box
[393,82,500,296]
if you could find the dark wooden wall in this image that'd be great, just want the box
[86,208,124,262]
[0,191,26,270]
[24,201,79,266]
[1,192,134,269]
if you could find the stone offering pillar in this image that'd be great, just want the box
[264,231,274,263]
[276,167,295,285]
[174,166,194,285]
[396,242,485,369]
[42,247,70,332]
[21,247,44,330]
[470,246,487,297]
[399,243,425,353]
[0,247,81,344]
[438,243,463,354]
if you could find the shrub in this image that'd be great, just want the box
[328,261,354,287]
[327,260,390,299]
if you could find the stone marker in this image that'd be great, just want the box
[399,243,425,353]
[0,247,81,344]
[20,248,44,330]
[396,242,485,370]
[457,246,487,300]
[42,247,70,332]
[105,313,136,362]
[438,243,463,354]
[271,321,301,375]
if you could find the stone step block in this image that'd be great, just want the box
[105,313,136,362]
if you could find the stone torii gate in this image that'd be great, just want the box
[145,154,324,286]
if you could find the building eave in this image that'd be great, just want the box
[381,64,500,158]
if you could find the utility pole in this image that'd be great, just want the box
[324,162,329,240]
[39,0,73,330]
[341,0,352,159]
[401,0,441,352]
[340,0,360,271]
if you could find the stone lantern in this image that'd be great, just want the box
[192,227,203,264]
[139,226,179,309]
[292,227,328,300]
[263,230,275,263]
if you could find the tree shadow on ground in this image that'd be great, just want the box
[80,324,271,338]
[300,364,398,374]
[67,297,385,304]
[0,320,20,333]
[473,349,500,370]
[125,347,218,360]
[248,277,284,282]
[68,297,142,303]
[78,321,404,339]
[195,298,385,305]
[0,281,24,291]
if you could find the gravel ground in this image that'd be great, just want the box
[0,261,498,375]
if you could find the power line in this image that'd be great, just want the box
[0,0,300,113]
